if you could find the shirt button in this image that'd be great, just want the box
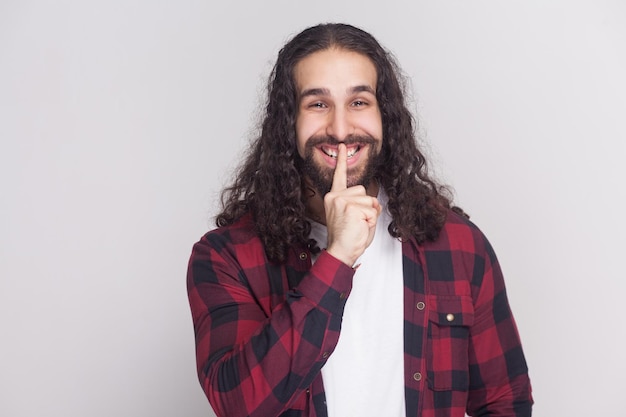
[416,301,425,310]
[299,252,308,261]
[446,313,455,322]
[322,352,330,359]
[339,292,347,300]
[413,372,422,381]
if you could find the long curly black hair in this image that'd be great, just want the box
[216,23,457,263]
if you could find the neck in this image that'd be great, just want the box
[303,178,380,226]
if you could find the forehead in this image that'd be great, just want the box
[294,48,377,92]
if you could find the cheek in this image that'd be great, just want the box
[295,126,306,158]
[373,110,384,138]
[358,110,383,141]
[295,116,316,157]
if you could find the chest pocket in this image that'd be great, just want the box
[426,295,474,391]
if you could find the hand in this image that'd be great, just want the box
[324,144,381,267]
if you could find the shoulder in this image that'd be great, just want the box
[425,209,498,264]
[191,212,264,261]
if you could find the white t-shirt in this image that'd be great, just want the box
[309,190,406,417]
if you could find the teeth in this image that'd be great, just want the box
[322,146,359,159]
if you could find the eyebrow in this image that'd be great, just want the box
[350,85,376,95]
[298,84,376,100]
[299,87,330,99]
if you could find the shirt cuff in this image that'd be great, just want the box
[296,250,354,315]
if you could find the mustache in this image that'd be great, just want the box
[305,134,378,148]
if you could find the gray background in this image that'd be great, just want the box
[1,1,625,416]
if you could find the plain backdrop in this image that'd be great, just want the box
[1,1,625,416]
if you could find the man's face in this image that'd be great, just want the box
[294,48,383,195]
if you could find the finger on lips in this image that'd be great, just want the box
[331,143,348,192]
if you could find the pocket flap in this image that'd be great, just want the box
[427,295,474,327]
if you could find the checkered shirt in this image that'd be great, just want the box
[187,210,533,417]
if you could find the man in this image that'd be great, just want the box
[187,23,532,417]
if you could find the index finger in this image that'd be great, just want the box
[331,143,348,191]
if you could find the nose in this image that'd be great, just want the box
[325,107,352,140]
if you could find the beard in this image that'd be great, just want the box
[297,134,382,196]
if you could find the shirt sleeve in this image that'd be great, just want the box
[466,234,533,416]
[187,232,354,417]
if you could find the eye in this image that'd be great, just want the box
[352,100,367,107]
[308,101,327,109]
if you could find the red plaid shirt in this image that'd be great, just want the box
[187,210,532,417]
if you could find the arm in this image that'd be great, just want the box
[466,238,533,416]
[187,233,353,417]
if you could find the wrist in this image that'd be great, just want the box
[326,245,358,268]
